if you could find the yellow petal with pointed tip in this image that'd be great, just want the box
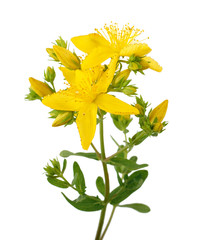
[29,77,53,97]
[71,33,110,54]
[82,47,116,70]
[96,55,119,93]
[53,45,80,69]
[42,90,84,111]
[76,103,98,150]
[149,100,168,123]
[141,57,162,72]
[95,93,139,115]
[59,67,76,85]
[120,43,151,57]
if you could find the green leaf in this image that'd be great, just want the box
[72,162,86,193]
[47,177,69,188]
[62,193,104,211]
[109,170,148,205]
[119,203,150,213]
[110,158,148,171]
[61,159,67,173]
[96,177,105,196]
[60,150,98,160]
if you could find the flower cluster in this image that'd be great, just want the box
[26,23,166,150]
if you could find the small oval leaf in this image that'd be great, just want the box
[96,177,105,196]
[47,177,69,188]
[60,150,98,160]
[119,203,150,213]
[73,162,86,193]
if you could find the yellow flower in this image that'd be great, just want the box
[71,23,161,70]
[149,100,168,132]
[29,77,54,97]
[42,56,139,150]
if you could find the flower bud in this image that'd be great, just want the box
[114,69,131,86]
[149,100,168,124]
[29,77,54,97]
[52,111,74,127]
[122,86,137,96]
[153,123,163,133]
[128,62,140,71]
[135,104,144,115]
[44,66,56,83]
[140,57,162,72]
[111,114,132,131]
[46,48,59,61]
[55,36,68,48]
[53,45,80,69]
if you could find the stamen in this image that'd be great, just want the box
[95,23,144,51]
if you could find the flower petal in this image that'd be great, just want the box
[95,55,119,93]
[76,103,98,150]
[71,33,110,54]
[42,90,84,111]
[141,57,162,72]
[53,45,80,69]
[81,47,116,69]
[59,67,76,85]
[95,93,139,115]
[120,43,151,57]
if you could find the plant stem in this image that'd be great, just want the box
[91,143,101,159]
[60,175,81,193]
[95,110,110,240]
[105,131,149,162]
[124,131,128,159]
[100,205,117,240]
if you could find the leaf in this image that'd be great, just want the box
[110,158,148,171]
[109,170,148,205]
[61,159,67,173]
[96,177,105,196]
[62,193,104,211]
[47,177,69,188]
[72,162,86,193]
[119,203,150,213]
[60,150,98,160]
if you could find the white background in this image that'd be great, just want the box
[1,0,210,239]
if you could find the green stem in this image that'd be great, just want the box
[91,143,101,159]
[100,205,117,240]
[123,131,128,159]
[105,131,149,162]
[95,110,110,240]
[60,175,81,193]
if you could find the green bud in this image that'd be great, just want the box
[44,66,56,84]
[55,36,68,48]
[136,95,149,115]
[128,62,140,71]
[46,48,59,61]
[44,164,57,177]
[111,114,132,132]
[25,88,42,101]
[50,158,61,174]
[122,85,137,96]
